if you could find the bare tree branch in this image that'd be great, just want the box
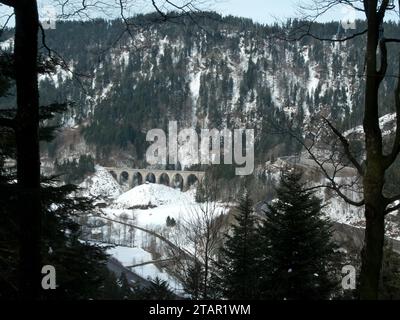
[270,120,365,207]
[38,23,91,94]
[273,0,369,43]
[378,37,388,82]
[323,117,364,176]
[99,215,200,264]
[378,0,393,22]
[279,28,368,43]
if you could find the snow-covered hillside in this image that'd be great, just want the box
[115,183,192,208]
[79,165,122,199]
[104,183,226,232]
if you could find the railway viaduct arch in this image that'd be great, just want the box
[104,167,205,191]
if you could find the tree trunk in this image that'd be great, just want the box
[358,2,386,299]
[359,200,385,299]
[14,0,42,300]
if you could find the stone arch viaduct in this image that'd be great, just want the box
[104,167,205,190]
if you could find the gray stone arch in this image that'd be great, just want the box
[132,171,143,187]
[120,171,129,185]
[145,172,156,183]
[171,173,184,190]
[158,172,170,186]
[186,174,199,189]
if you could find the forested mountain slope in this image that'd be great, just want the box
[1,13,399,167]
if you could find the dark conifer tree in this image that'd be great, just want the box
[98,270,125,300]
[183,261,204,300]
[217,191,261,299]
[134,277,175,300]
[118,272,134,300]
[259,170,338,300]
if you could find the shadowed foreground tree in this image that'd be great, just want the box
[0,0,42,299]
[182,178,224,299]
[0,51,116,300]
[134,277,176,300]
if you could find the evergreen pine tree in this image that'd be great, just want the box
[217,191,261,299]
[183,261,204,300]
[259,170,339,300]
[134,277,175,300]
[96,269,123,300]
[118,272,134,300]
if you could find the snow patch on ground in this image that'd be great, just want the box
[38,64,73,88]
[308,65,319,94]
[107,246,151,266]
